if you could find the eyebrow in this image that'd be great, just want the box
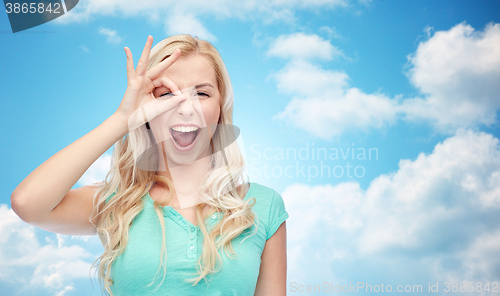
[195,83,214,89]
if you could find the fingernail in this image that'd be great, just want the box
[174,90,182,95]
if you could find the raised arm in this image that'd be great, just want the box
[10,113,128,235]
[10,35,186,236]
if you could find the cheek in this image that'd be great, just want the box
[201,101,220,141]
[149,110,175,142]
[201,101,221,124]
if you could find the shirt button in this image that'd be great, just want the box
[190,245,195,251]
[190,236,195,240]
[211,214,217,220]
[190,226,195,232]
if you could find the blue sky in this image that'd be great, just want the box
[1,0,500,295]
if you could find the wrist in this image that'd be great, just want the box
[108,112,130,137]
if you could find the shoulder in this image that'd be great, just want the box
[244,182,276,199]
[244,182,279,210]
[245,182,289,240]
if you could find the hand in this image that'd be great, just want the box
[114,35,187,131]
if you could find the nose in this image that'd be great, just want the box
[176,93,195,116]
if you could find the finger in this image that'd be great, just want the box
[124,47,135,82]
[146,48,181,80]
[155,94,188,115]
[136,35,153,77]
[152,75,181,96]
[143,94,187,119]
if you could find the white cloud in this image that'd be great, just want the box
[284,129,500,285]
[165,14,217,43]
[267,33,399,138]
[358,128,500,254]
[55,0,350,23]
[272,60,349,96]
[0,205,99,295]
[457,229,500,280]
[272,0,348,7]
[274,89,399,140]
[319,26,342,39]
[54,0,351,44]
[77,153,112,186]
[271,60,400,139]
[267,32,343,61]
[98,27,122,44]
[55,285,75,296]
[270,23,500,139]
[403,22,500,131]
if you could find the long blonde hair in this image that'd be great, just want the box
[90,34,256,295]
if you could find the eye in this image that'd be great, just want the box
[159,92,174,99]
[159,91,210,99]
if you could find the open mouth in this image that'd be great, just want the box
[170,126,200,148]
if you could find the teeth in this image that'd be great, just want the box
[171,126,199,133]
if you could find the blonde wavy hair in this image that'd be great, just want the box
[89,34,257,295]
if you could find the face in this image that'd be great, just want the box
[149,53,221,167]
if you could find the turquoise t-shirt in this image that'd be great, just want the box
[104,182,289,296]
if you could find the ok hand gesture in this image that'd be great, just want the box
[114,35,187,131]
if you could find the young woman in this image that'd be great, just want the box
[11,34,288,295]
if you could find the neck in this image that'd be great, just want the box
[155,144,212,208]
[159,157,210,193]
